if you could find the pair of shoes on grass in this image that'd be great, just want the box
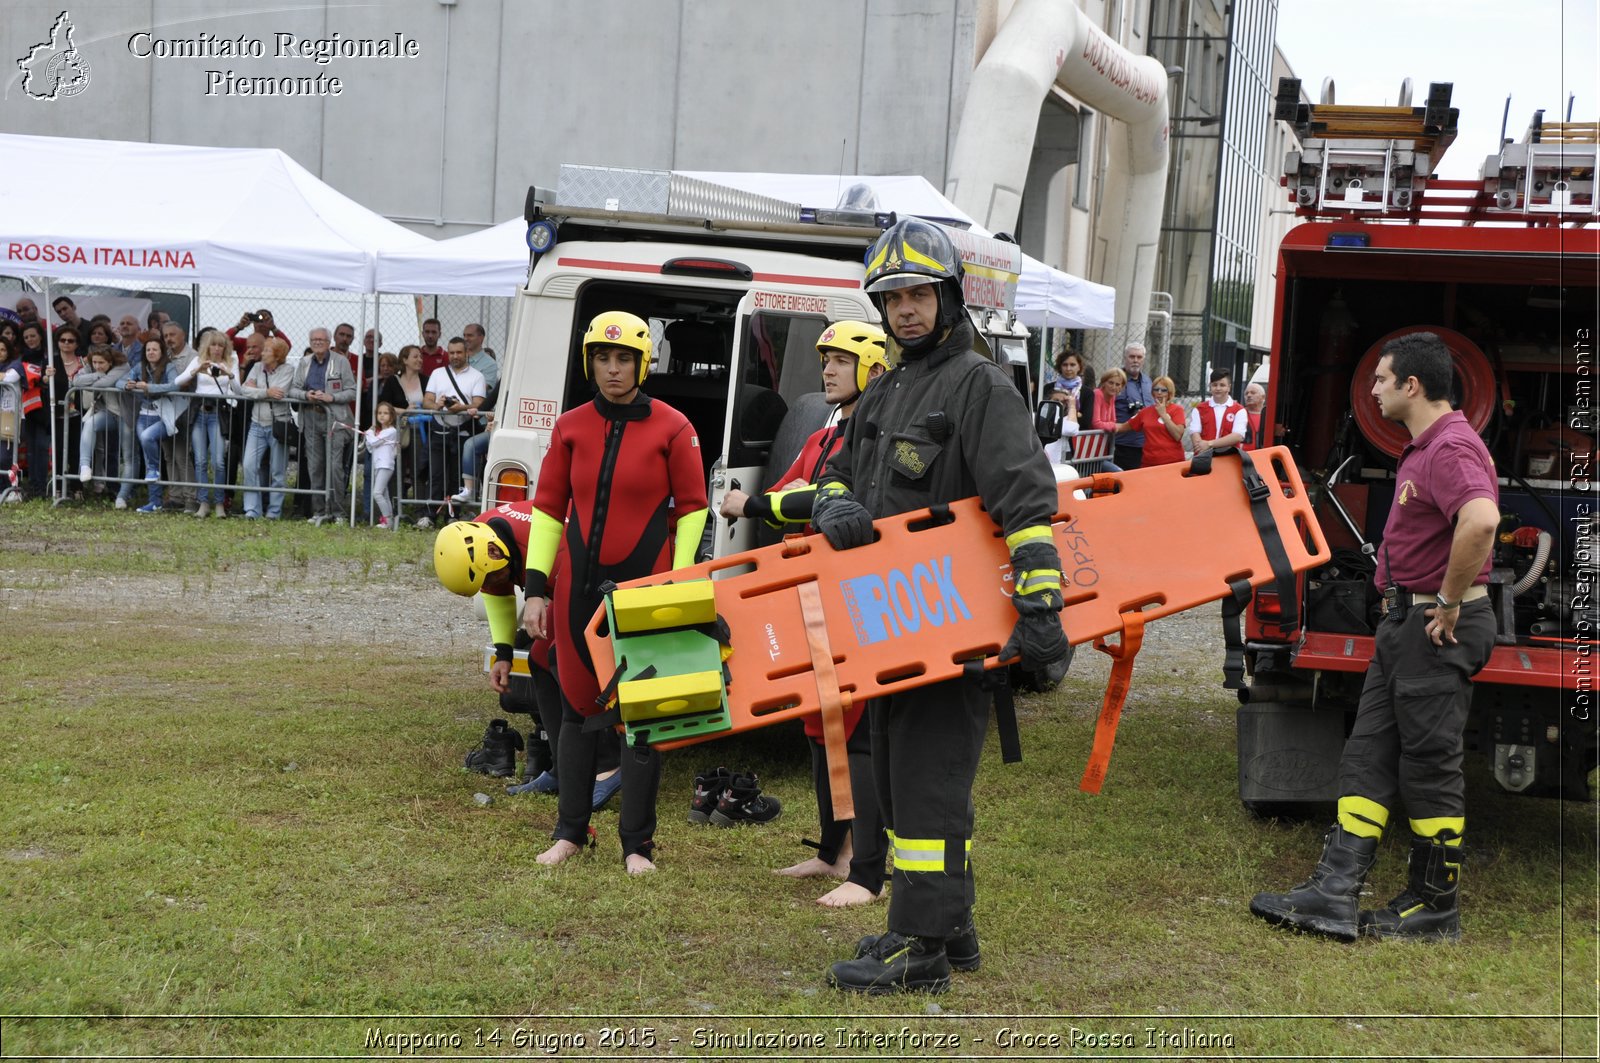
[687,766,781,827]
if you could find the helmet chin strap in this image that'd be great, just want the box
[879,282,963,359]
[894,329,941,358]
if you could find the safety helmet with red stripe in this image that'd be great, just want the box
[581,310,653,386]
[815,320,889,394]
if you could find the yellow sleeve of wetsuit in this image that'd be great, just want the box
[767,484,819,527]
[482,592,519,657]
[673,507,709,569]
[523,508,564,597]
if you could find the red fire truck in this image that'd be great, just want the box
[1234,79,1597,811]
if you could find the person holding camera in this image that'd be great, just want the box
[420,336,487,528]
[227,308,290,358]
[174,329,240,517]
[1112,342,1155,470]
[1112,374,1185,466]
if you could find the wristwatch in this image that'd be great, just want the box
[1434,592,1462,610]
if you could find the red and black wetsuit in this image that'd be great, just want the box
[526,391,708,713]
[771,420,845,497]
[523,389,707,861]
[749,417,883,893]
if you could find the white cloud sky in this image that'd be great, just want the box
[1274,0,1599,178]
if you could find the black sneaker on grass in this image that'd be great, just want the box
[687,766,732,825]
[708,771,781,826]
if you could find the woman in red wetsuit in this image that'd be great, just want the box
[521,311,708,873]
[1114,374,1187,466]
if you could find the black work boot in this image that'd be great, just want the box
[1249,824,1379,941]
[857,918,980,972]
[1360,837,1464,942]
[709,771,782,826]
[687,767,732,825]
[463,719,523,778]
[828,932,951,995]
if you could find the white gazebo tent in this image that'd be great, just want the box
[375,218,530,297]
[0,133,429,290]
[0,133,431,508]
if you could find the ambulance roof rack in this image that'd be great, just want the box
[519,164,1026,312]
[525,165,897,240]
[1278,76,1458,216]
[1481,111,1599,217]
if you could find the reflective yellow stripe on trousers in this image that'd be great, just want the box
[887,829,972,873]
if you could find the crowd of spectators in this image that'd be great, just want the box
[1040,341,1265,471]
[0,295,499,524]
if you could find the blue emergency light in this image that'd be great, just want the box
[1326,232,1371,248]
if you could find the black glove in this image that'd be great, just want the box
[1002,538,1072,690]
[812,482,874,550]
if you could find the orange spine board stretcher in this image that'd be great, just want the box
[585,447,1328,752]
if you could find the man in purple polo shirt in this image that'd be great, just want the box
[1251,332,1498,943]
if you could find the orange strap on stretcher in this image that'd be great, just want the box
[1080,610,1146,795]
[799,582,854,821]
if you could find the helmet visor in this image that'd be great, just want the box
[865,273,941,295]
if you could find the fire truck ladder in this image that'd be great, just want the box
[1485,111,1599,217]
[1276,77,1458,213]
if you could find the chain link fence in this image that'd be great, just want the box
[1069,320,1211,400]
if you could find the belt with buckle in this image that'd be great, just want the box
[1409,585,1489,607]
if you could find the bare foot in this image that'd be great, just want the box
[536,839,581,866]
[773,856,849,879]
[624,853,656,875]
[816,881,883,908]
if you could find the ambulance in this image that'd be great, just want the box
[480,165,1035,558]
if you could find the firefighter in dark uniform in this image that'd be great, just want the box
[519,311,708,874]
[720,321,892,907]
[813,219,1071,993]
[1251,332,1499,941]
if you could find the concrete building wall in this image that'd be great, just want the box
[1,0,976,238]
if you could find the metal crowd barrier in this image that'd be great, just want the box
[1059,428,1119,474]
[389,408,491,527]
[0,379,22,502]
[59,381,352,520]
[56,379,491,527]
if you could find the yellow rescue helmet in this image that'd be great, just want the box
[816,320,890,393]
[582,310,653,386]
[433,521,508,597]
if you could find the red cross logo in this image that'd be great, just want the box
[604,324,622,340]
[820,327,836,344]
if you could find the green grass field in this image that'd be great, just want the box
[0,503,1594,1059]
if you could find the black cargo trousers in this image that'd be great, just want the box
[1338,598,1496,823]
[871,674,989,939]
